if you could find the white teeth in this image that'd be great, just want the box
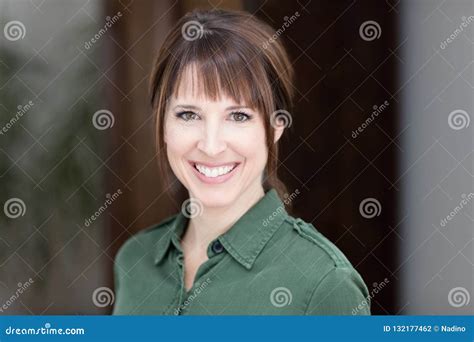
[195,163,236,178]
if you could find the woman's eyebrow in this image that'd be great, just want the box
[173,104,251,111]
[173,104,201,111]
[226,105,252,110]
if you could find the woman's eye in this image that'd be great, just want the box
[176,111,199,121]
[230,112,251,122]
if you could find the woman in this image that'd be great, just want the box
[112,8,370,315]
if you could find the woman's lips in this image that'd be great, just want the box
[189,161,241,184]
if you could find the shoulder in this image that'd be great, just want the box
[286,216,354,269]
[114,214,178,265]
[305,265,371,314]
[282,216,370,314]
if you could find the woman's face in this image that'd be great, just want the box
[164,67,280,208]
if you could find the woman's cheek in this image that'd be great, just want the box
[165,124,193,180]
[234,126,266,156]
[166,123,197,154]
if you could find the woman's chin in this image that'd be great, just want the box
[191,188,237,209]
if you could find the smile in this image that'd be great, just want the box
[189,161,241,184]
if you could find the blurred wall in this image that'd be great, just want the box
[399,0,473,314]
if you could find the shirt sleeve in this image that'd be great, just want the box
[305,266,371,315]
[111,244,128,315]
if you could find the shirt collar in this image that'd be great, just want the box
[154,188,288,270]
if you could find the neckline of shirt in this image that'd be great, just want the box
[153,188,289,269]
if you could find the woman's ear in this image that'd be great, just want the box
[273,125,284,143]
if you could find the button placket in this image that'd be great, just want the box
[175,251,186,315]
[175,240,226,315]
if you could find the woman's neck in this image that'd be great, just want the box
[181,182,265,253]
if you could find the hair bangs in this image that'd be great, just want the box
[170,39,273,115]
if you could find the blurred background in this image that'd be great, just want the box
[0,0,472,315]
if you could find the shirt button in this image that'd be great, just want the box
[211,240,224,254]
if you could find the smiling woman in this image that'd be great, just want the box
[150,8,294,206]
[112,8,371,316]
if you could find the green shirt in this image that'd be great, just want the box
[112,189,371,315]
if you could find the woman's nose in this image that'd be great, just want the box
[197,121,227,156]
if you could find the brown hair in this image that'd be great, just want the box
[149,8,295,211]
